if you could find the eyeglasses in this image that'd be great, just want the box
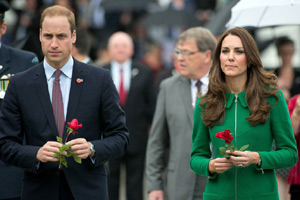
[174,48,200,57]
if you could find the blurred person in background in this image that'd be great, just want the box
[71,27,93,64]
[0,1,39,200]
[140,40,164,81]
[104,31,156,200]
[93,42,111,67]
[274,36,300,102]
[274,36,300,200]
[146,27,216,200]
[10,0,44,61]
[288,94,300,200]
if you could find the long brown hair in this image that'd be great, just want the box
[200,27,278,127]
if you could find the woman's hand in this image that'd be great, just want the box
[209,158,234,174]
[228,151,260,167]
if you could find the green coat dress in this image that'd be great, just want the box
[190,90,298,200]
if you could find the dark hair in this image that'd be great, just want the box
[275,36,294,49]
[73,28,91,55]
[200,27,278,127]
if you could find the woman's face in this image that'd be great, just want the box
[220,35,248,81]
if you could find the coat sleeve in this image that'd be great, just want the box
[257,90,298,169]
[146,81,169,192]
[190,98,215,178]
[92,69,129,167]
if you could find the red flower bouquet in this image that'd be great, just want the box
[216,129,249,159]
[53,119,83,169]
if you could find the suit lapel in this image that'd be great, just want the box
[127,64,139,96]
[178,76,193,126]
[65,61,84,130]
[33,64,58,138]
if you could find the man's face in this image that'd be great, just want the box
[278,44,294,65]
[0,21,7,41]
[108,33,133,64]
[40,15,76,69]
[175,39,208,80]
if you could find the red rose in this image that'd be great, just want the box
[216,129,234,144]
[67,119,82,134]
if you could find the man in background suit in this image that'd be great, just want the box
[146,27,217,200]
[0,1,39,200]
[104,31,156,200]
[0,5,128,200]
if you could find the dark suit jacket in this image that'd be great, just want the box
[104,62,155,153]
[0,44,38,199]
[0,59,129,200]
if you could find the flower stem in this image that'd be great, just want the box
[64,131,71,144]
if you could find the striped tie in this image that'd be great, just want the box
[52,70,64,137]
[195,80,202,106]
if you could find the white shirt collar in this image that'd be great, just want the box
[44,57,74,80]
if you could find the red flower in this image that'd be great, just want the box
[67,119,82,134]
[76,78,83,83]
[216,129,234,144]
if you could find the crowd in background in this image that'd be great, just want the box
[1,0,230,74]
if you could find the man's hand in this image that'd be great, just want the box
[36,141,62,162]
[66,138,92,159]
[149,190,164,200]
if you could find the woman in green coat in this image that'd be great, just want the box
[190,27,298,200]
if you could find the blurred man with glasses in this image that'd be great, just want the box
[146,27,216,200]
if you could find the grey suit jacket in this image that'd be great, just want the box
[146,74,206,200]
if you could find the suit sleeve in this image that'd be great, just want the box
[92,70,129,167]
[146,81,169,192]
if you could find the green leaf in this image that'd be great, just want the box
[53,153,60,158]
[239,144,249,151]
[59,144,69,152]
[56,136,63,144]
[66,150,73,157]
[61,157,68,168]
[219,147,226,155]
[72,154,82,164]
[234,148,238,151]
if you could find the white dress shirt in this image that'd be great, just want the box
[111,60,132,92]
[44,57,73,119]
[190,72,209,107]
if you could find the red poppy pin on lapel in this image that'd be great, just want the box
[76,78,83,83]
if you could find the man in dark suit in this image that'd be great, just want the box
[0,1,39,200]
[104,31,155,200]
[0,5,129,200]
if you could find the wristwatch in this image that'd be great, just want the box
[89,142,96,157]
